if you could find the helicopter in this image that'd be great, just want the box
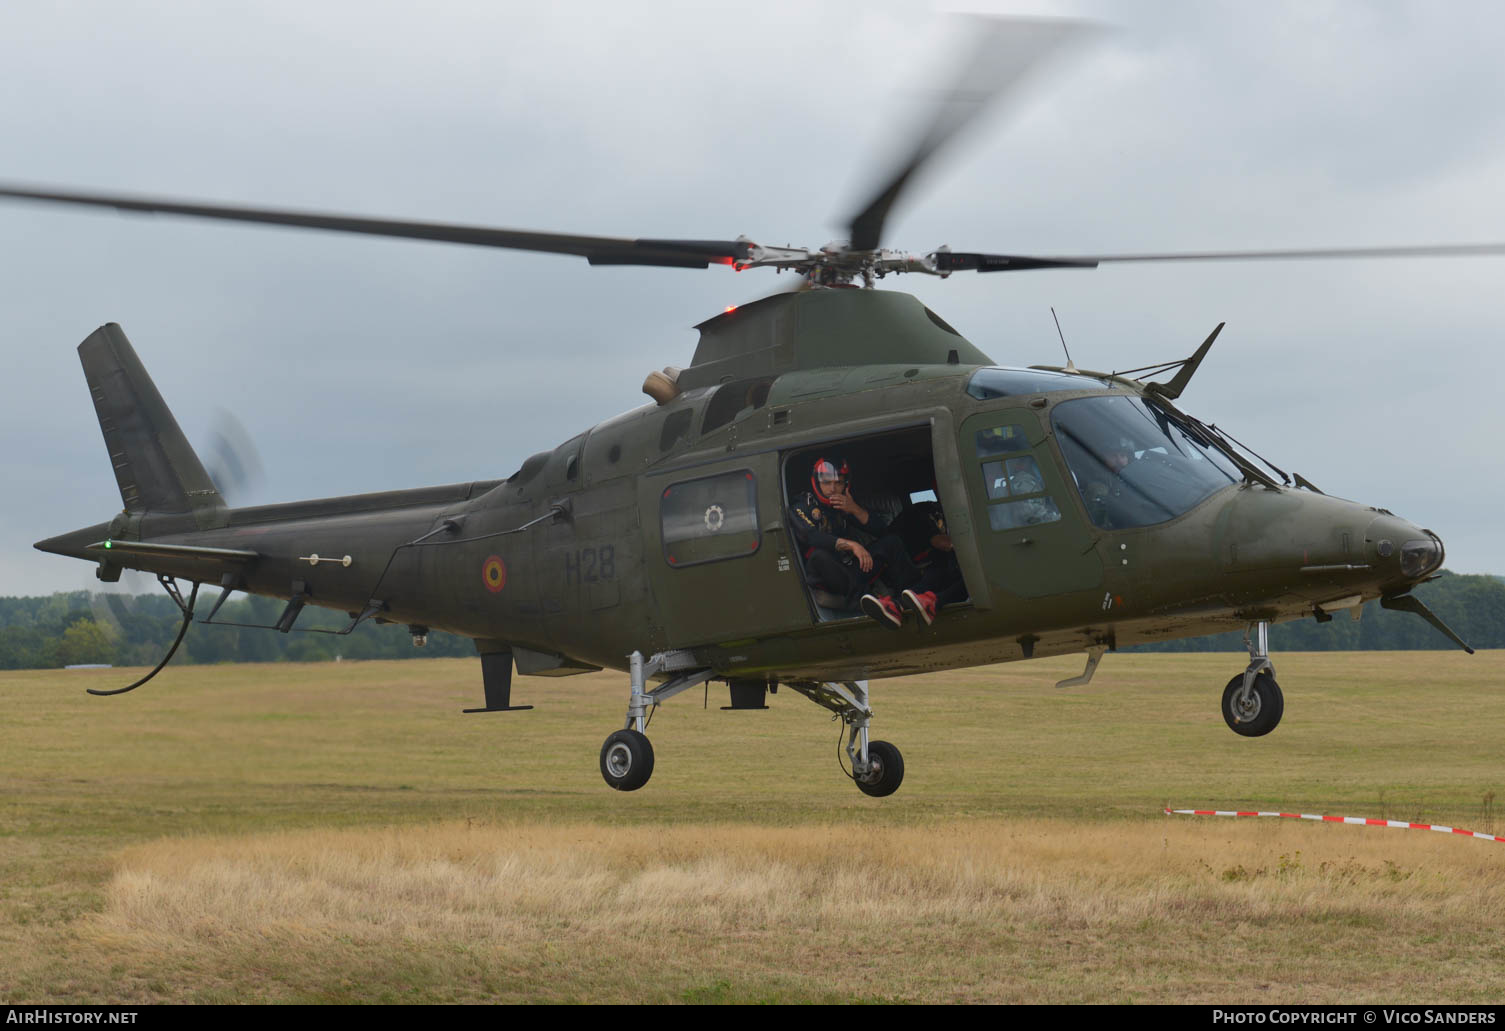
[6,16,1499,797]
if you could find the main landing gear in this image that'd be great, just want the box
[785,679,905,797]
[1221,620,1284,737]
[598,650,905,796]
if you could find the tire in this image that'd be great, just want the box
[1221,672,1284,737]
[854,739,905,797]
[600,729,655,791]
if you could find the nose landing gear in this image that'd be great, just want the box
[1222,621,1284,737]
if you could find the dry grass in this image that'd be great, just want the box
[47,820,1505,1004]
[2,651,1502,1003]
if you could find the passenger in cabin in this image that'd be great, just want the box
[890,500,969,625]
[787,457,949,630]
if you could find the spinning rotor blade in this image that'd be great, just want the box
[935,242,1505,272]
[846,17,1093,253]
[0,184,754,269]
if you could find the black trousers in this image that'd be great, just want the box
[805,535,923,608]
[913,550,969,609]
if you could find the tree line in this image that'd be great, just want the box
[0,590,475,669]
[0,570,1499,670]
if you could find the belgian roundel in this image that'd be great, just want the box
[482,555,507,593]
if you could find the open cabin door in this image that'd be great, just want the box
[958,408,1103,600]
[638,453,810,649]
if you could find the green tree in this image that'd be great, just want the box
[54,619,117,666]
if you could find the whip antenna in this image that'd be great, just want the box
[1051,307,1076,371]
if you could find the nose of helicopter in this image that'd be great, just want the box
[1364,511,1445,587]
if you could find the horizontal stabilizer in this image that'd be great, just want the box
[87,539,260,566]
[77,538,260,582]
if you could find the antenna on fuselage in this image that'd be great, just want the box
[1050,307,1076,372]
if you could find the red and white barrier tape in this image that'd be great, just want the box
[1165,808,1505,844]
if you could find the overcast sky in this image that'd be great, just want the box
[2,0,1502,596]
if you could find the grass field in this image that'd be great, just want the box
[2,651,1501,1004]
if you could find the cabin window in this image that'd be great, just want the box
[1052,395,1241,530]
[661,470,760,567]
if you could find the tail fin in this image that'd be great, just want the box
[79,323,224,526]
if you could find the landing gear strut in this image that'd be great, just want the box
[786,679,906,797]
[1222,621,1284,737]
[600,729,654,791]
[599,649,712,792]
[598,652,905,796]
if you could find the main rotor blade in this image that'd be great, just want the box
[0,184,753,268]
[936,242,1505,273]
[846,17,1093,253]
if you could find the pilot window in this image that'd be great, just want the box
[1052,395,1241,530]
[661,470,760,567]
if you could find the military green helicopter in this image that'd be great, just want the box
[7,19,1497,797]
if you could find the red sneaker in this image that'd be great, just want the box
[901,589,939,626]
[860,593,904,629]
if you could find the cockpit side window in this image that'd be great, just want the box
[971,424,1062,532]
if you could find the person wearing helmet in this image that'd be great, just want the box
[1082,437,1137,528]
[788,455,917,628]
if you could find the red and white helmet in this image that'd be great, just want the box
[810,456,850,503]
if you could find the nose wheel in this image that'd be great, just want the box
[1221,671,1283,736]
[1222,621,1284,737]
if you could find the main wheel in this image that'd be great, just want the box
[600,729,655,791]
[854,739,905,797]
[1221,671,1284,737]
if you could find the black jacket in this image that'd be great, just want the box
[787,490,890,555]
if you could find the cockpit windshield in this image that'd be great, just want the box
[1051,395,1241,530]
